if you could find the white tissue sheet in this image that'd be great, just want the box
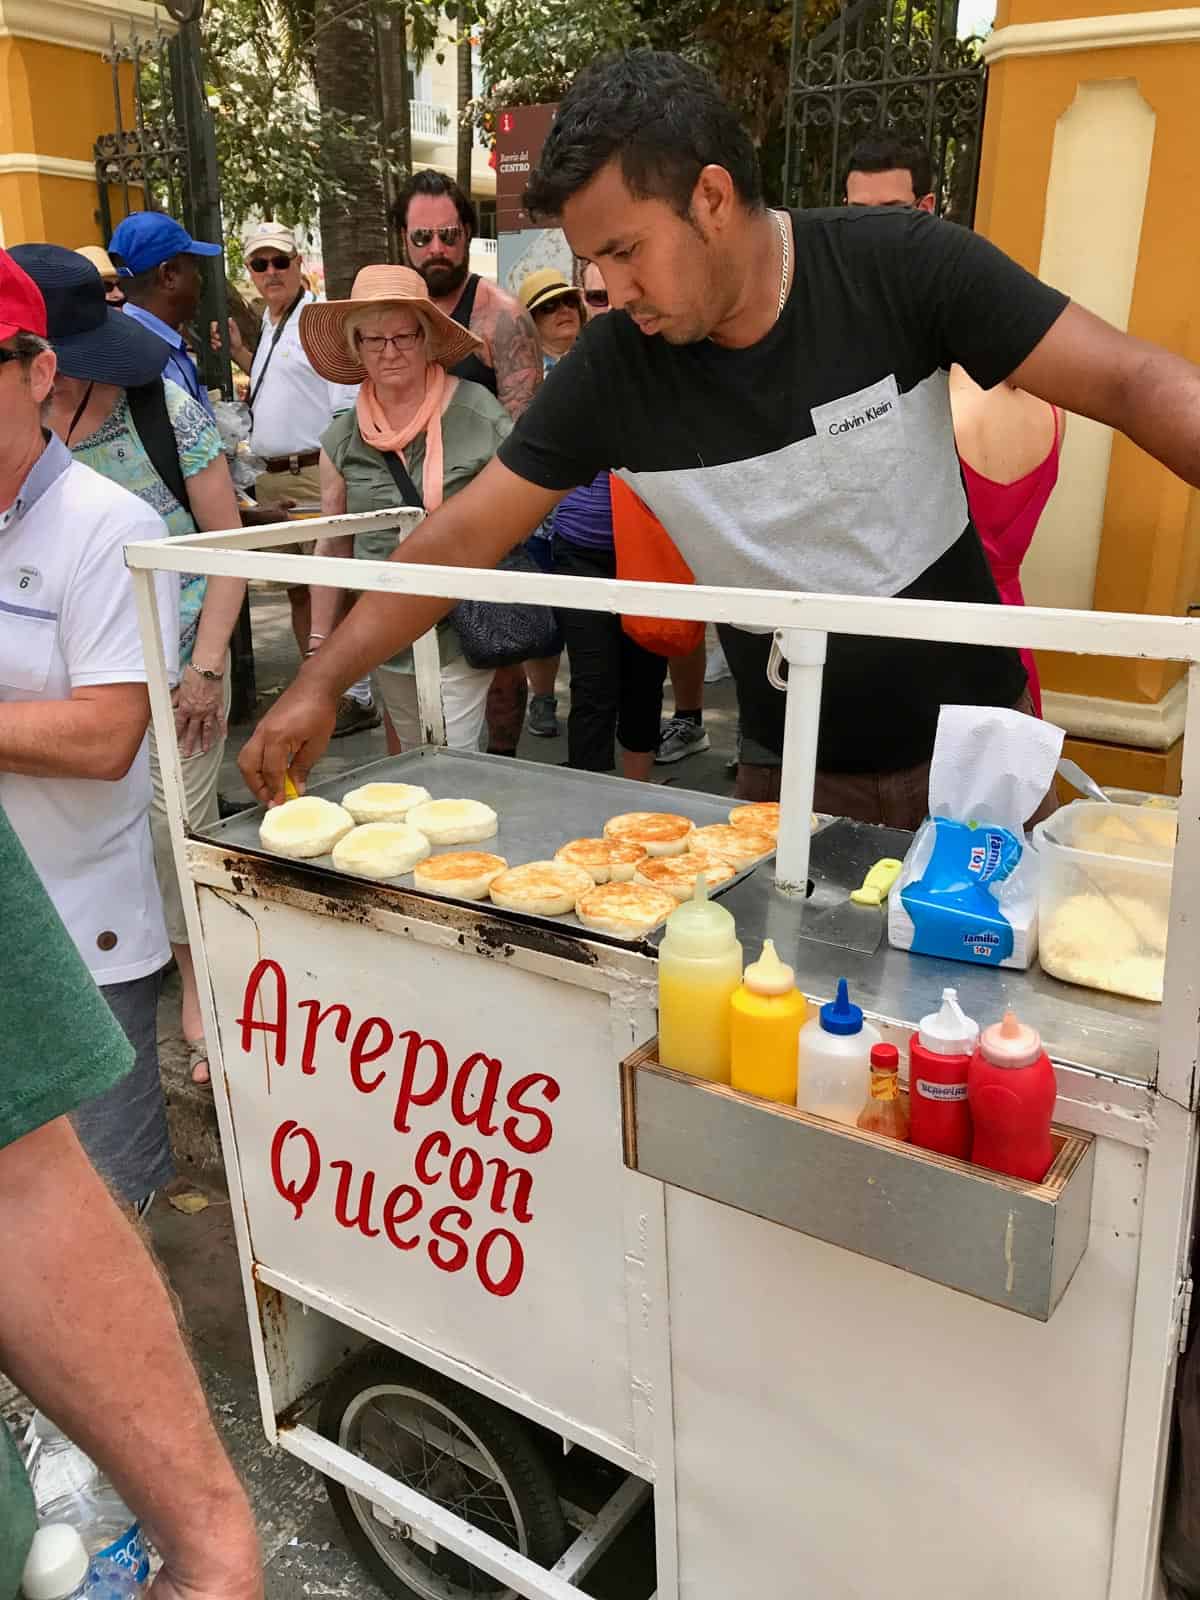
[889,705,1064,970]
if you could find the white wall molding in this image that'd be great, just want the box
[0,151,95,180]
[1042,673,1187,748]
[984,7,1200,64]
[0,0,175,56]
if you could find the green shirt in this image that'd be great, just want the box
[0,805,134,1599]
[322,380,512,674]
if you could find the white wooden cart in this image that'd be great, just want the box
[126,510,1200,1600]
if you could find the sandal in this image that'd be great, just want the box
[187,1037,210,1087]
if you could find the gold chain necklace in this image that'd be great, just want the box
[775,208,791,320]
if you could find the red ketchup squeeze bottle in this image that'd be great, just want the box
[968,1011,1057,1182]
[908,987,979,1160]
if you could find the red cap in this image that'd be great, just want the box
[0,250,48,341]
[870,1043,900,1070]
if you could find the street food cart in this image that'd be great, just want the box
[126,509,1200,1600]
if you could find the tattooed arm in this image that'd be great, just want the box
[484,289,544,421]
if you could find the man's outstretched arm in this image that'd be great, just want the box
[1012,301,1200,487]
[239,457,562,805]
[0,1116,262,1600]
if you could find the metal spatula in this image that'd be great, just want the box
[1057,757,1110,805]
[796,832,904,953]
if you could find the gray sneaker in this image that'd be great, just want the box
[527,693,559,737]
[332,695,381,739]
[656,715,711,765]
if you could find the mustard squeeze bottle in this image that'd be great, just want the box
[730,939,808,1104]
[658,876,743,1081]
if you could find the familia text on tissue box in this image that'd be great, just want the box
[888,705,1063,970]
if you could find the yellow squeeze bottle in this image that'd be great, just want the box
[730,939,808,1104]
[657,876,743,1082]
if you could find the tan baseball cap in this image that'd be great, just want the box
[243,221,299,261]
[74,244,118,283]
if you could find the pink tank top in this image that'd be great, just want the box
[960,407,1062,717]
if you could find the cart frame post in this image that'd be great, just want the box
[773,625,826,897]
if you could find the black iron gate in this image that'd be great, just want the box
[784,0,987,223]
[94,20,231,399]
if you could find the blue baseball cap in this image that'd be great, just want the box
[109,211,222,276]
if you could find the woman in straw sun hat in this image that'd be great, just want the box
[302,265,513,753]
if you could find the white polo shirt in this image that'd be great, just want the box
[249,289,358,461]
[0,434,180,985]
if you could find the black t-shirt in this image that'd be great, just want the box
[499,206,1068,772]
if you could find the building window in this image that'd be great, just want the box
[476,199,497,240]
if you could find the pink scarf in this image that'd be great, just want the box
[356,363,447,511]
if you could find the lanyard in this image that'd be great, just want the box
[248,290,306,415]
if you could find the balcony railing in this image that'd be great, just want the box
[411,100,453,143]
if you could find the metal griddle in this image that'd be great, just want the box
[198,747,771,948]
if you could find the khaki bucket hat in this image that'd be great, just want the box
[299,264,482,384]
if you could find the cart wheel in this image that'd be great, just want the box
[317,1347,567,1599]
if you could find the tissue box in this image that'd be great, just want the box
[888,817,1038,970]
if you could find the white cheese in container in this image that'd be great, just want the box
[1034,800,1175,1003]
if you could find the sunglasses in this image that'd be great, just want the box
[355,331,424,353]
[407,226,463,249]
[248,254,294,273]
[584,289,610,308]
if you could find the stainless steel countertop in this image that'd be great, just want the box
[202,754,1158,1084]
[719,818,1158,1084]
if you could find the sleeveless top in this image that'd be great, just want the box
[321,380,511,671]
[448,275,498,395]
[960,406,1062,717]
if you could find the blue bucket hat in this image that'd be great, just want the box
[109,211,222,276]
[9,244,171,388]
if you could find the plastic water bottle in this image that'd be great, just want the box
[22,1525,142,1597]
[22,1414,149,1583]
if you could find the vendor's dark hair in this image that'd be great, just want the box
[846,132,933,201]
[524,50,763,223]
[391,169,477,240]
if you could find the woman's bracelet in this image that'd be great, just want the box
[187,660,225,681]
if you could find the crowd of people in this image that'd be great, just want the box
[6,43,1200,1599]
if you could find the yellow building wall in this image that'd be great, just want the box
[0,35,142,246]
[977,0,1200,790]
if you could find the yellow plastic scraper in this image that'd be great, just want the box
[283,769,300,802]
[850,858,903,907]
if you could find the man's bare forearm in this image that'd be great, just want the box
[0,693,148,781]
[0,1119,258,1585]
[302,588,456,698]
[1013,303,1200,487]
[302,461,563,698]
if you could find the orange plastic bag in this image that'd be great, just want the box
[609,475,705,658]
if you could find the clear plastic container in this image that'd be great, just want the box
[1034,800,1175,1003]
[1101,787,1178,810]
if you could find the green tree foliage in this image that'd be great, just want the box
[467,0,805,203]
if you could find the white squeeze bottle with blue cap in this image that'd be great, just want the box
[796,977,881,1127]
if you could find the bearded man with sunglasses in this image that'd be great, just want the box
[394,171,545,757]
[218,223,378,735]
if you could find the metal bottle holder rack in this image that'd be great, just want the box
[125,507,1200,1600]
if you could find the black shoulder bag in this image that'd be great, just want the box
[127,380,192,515]
[379,450,559,671]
